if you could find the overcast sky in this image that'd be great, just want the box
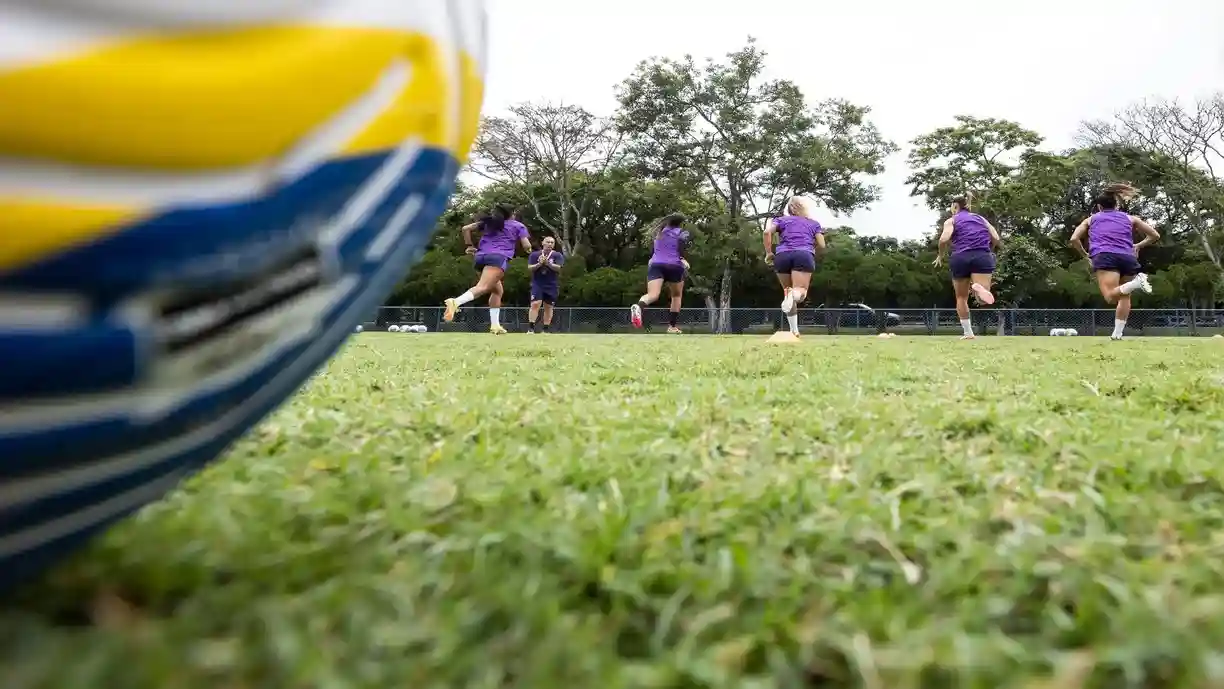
[479,0,1224,239]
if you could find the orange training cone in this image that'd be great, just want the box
[767,331,800,344]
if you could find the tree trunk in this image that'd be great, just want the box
[559,178,574,252]
[704,295,718,332]
[1195,223,1223,276]
[716,260,733,334]
[570,202,584,257]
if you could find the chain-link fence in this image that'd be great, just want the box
[363,306,1224,336]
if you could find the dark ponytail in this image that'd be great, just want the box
[480,203,515,235]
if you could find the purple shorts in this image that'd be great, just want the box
[774,250,817,274]
[949,249,995,279]
[473,253,509,272]
[1091,251,1141,277]
[531,284,558,304]
[647,262,685,283]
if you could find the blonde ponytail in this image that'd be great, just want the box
[1103,182,1139,202]
[785,195,819,219]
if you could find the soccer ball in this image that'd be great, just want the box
[355,325,364,333]
[0,0,488,592]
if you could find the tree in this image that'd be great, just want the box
[614,37,896,331]
[906,117,1064,311]
[392,91,1215,311]
[566,167,720,270]
[992,234,1061,312]
[906,116,1044,212]
[469,102,623,254]
[1078,95,1224,276]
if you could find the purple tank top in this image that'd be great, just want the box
[477,219,528,259]
[951,211,992,253]
[773,216,822,254]
[650,226,688,265]
[1088,210,1135,257]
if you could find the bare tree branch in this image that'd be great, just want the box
[468,101,627,253]
[1076,94,1224,272]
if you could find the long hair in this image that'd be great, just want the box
[639,216,663,244]
[952,190,974,211]
[480,203,515,234]
[1102,182,1139,206]
[784,195,820,219]
[644,212,686,242]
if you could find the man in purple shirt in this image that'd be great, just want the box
[630,213,689,334]
[527,235,564,333]
[443,204,532,334]
[933,191,1001,340]
[1069,184,1159,340]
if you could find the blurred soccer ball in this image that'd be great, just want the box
[355,325,364,333]
[0,0,488,592]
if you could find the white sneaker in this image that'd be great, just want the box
[1110,334,1124,341]
[1134,273,1152,294]
[960,333,976,340]
[780,288,794,313]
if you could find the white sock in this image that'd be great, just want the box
[791,288,806,303]
[1119,279,1138,295]
[787,313,799,334]
[454,290,476,306]
[960,318,973,336]
[489,307,501,327]
[1112,319,1126,338]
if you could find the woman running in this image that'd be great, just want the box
[630,213,689,334]
[763,196,826,338]
[443,204,531,334]
[933,191,1001,340]
[1068,185,1158,340]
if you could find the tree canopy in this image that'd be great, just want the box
[390,39,1224,318]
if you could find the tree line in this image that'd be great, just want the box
[388,38,1224,322]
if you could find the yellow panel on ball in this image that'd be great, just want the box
[341,32,454,156]
[0,199,147,273]
[0,26,435,168]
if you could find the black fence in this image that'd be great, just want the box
[363,306,1224,337]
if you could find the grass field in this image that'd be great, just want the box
[5,334,1224,688]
